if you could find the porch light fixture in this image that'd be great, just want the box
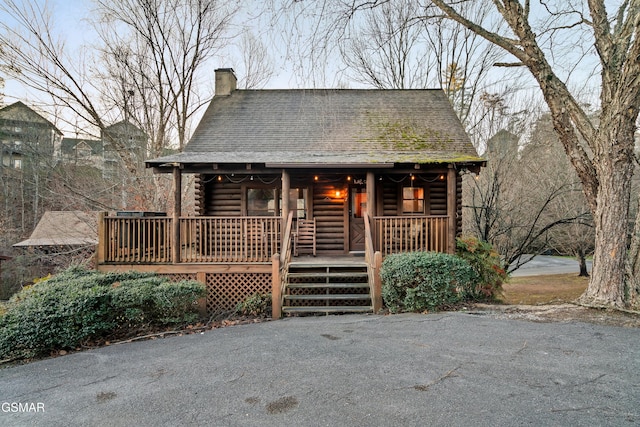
[335,190,341,198]
[347,175,351,181]
[314,175,319,181]
[217,175,223,181]
[439,174,445,181]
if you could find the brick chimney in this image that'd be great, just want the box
[215,68,237,96]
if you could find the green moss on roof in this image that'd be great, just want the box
[378,152,484,163]
[373,119,453,151]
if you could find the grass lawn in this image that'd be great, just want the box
[500,274,589,305]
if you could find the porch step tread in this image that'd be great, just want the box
[286,283,369,289]
[284,294,371,301]
[289,262,368,268]
[287,272,368,279]
[282,306,373,314]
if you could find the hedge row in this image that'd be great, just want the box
[0,267,205,360]
[380,237,506,313]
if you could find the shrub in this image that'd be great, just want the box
[456,236,507,301]
[380,252,476,313]
[0,268,205,361]
[235,293,271,317]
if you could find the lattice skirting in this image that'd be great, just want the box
[146,271,272,315]
[163,273,198,282]
[205,272,272,313]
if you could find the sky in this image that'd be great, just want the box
[0,0,609,141]
[1,0,94,105]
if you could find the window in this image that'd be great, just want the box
[351,188,367,218]
[289,188,308,219]
[402,187,424,214]
[247,188,277,216]
[13,159,22,169]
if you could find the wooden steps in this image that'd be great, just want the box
[285,294,370,301]
[282,306,372,314]
[287,282,368,289]
[282,261,372,315]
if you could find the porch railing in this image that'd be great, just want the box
[373,216,448,256]
[180,217,281,263]
[102,215,173,264]
[100,214,281,264]
[100,214,448,264]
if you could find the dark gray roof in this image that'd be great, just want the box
[148,89,482,168]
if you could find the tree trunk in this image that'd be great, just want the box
[579,127,635,307]
[626,197,640,306]
[577,248,589,277]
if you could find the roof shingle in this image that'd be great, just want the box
[148,89,482,167]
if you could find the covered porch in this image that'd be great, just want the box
[97,164,461,264]
[96,165,464,317]
[97,214,451,265]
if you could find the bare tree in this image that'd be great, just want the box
[465,118,591,274]
[339,1,435,89]
[525,113,594,277]
[0,1,131,169]
[93,0,238,153]
[423,0,507,126]
[430,0,640,309]
[276,0,505,128]
[236,31,275,90]
[0,0,238,211]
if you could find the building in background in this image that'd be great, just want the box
[0,101,62,171]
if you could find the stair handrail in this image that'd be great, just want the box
[364,212,382,312]
[279,211,294,312]
[280,211,294,266]
[364,212,374,266]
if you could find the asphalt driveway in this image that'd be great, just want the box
[511,255,592,277]
[1,312,638,426]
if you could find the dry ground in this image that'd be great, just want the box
[476,273,640,328]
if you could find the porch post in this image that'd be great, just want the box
[446,164,457,254]
[366,171,375,218]
[172,165,182,263]
[372,251,383,312]
[97,211,106,264]
[281,169,290,225]
[271,253,281,319]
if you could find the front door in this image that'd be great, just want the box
[349,187,367,251]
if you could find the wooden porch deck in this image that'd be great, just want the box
[96,213,451,316]
[97,214,449,266]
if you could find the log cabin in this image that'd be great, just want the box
[97,68,484,318]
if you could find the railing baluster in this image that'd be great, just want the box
[98,215,283,264]
[371,215,449,256]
